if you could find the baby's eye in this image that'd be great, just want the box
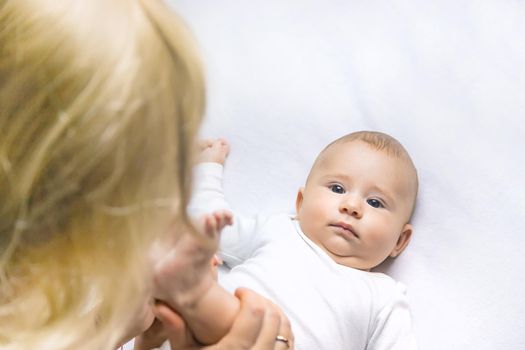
[329,184,345,194]
[367,198,384,208]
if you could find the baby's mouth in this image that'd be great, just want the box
[330,222,359,239]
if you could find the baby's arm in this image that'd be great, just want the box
[152,139,239,345]
[191,139,266,267]
[153,210,240,345]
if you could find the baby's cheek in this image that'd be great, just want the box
[307,201,328,219]
[366,226,395,250]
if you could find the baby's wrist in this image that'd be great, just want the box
[197,151,228,164]
[167,273,215,311]
[199,159,224,165]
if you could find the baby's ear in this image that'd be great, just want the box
[389,224,413,258]
[295,187,305,214]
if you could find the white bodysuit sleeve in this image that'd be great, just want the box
[188,162,267,267]
[367,282,418,350]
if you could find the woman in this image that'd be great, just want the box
[0,0,292,349]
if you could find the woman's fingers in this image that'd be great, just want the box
[219,288,294,350]
[250,295,294,350]
[154,302,196,350]
[217,288,266,348]
[275,305,294,350]
[153,288,294,350]
[251,304,281,349]
[133,317,167,350]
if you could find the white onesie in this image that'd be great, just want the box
[189,163,417,350]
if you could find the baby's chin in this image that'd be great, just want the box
[324,248,375,271]
[334,257,372,271]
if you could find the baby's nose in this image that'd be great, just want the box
[339,196,362,218]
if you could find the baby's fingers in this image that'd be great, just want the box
[212,210,233,231]
[201,211,232,237]
[198,139,214,150]
[203,215,218,238]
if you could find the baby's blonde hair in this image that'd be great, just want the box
[312,131,418,218]
[0,0,204,349]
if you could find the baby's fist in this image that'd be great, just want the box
[198,138,230,164]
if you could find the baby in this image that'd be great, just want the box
[159,131,418,349]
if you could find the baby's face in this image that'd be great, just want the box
[295,141,416,270]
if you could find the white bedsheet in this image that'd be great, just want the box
[165,1,525,349]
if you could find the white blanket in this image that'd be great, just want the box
[166,1,525,349]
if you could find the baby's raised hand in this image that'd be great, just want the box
[152,210,233,309]
[198,138,230,165]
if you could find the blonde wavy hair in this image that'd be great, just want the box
[0,0,204,348]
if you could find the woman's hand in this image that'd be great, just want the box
[134,288,294,350]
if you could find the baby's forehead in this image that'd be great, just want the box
[313,140,399,168]
[310,140,418,196]
[323,140,413,169]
